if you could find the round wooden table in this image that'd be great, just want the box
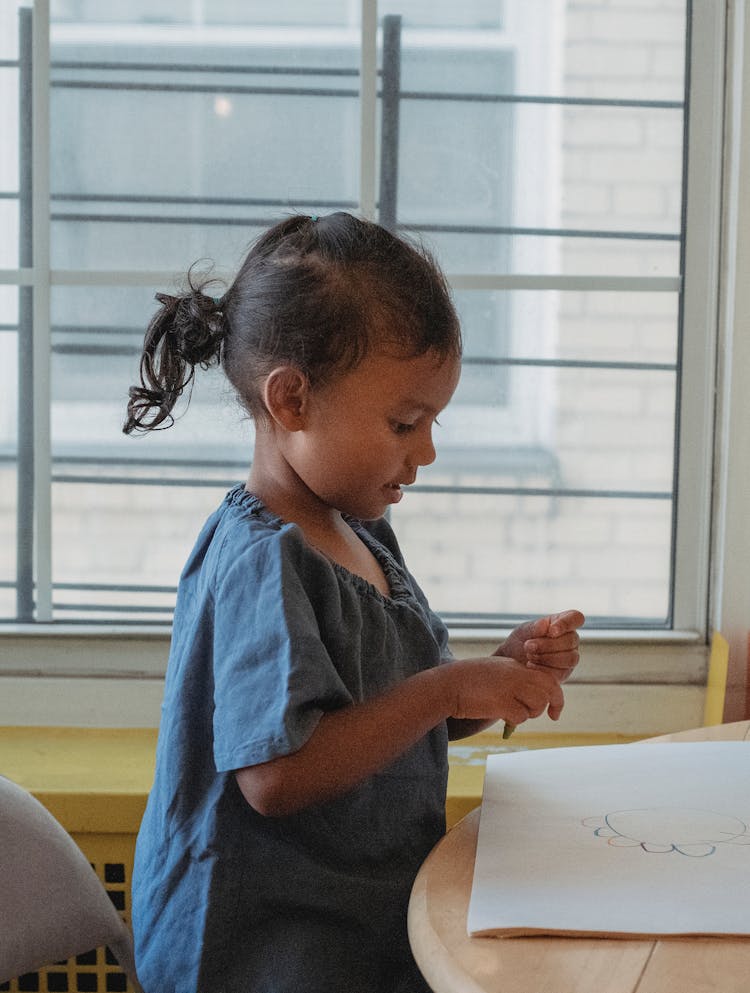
[408,721,750,993]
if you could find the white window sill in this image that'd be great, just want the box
[0,624,710,735]
[0,624,705,677]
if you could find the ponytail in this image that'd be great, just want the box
[123,277,224,434]
[124,212,460,432]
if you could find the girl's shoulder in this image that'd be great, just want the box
[179,483,310,590]
[211,483,310,562]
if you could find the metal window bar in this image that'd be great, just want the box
[669,0,694,630]
[9,194,674,246]
[4,12,691,627]
[378,14,401,232]
[359,0,378,220]
[16,6,34,622]
[32,0,53,622]
[46,208,680,243]
[38,40,682,245]
[52,61,360,76]
[42,324,685,373]
[47,59,683,109]
[3,54,682,243]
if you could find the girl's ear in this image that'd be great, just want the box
[262,365,309,431]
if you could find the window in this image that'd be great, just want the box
[0,1,723,635]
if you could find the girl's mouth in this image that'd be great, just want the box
[385,482,403,503]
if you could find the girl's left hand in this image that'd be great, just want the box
[495,609,585,684]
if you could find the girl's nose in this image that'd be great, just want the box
[414,427,437,467]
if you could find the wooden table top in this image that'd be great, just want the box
[408,721,750,993]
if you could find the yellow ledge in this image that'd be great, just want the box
[0,726,157,833]
[0,726,646,833]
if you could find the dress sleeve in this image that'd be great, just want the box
[209,525,352,772]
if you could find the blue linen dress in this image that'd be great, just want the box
[132,484,450,993]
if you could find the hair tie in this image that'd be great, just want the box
[310,215,319,223]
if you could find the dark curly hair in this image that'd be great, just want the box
[123,212,462,434]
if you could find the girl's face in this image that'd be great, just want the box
[293,347,461,521]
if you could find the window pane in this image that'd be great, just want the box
[51,2,361,28]
[562,4,687,103]
[421,230,681,277]
[380,1,505,31]
[50,284,255,620]
[393,493,672,625]
[387,0,686,627]
[0,15,21,270]
[50,284,254,458]
[437,365,676,488]
[391,5,684,280]
[3,0,700,630]
[51,480,222,622]
[558,291,678,365]
[455,289,679,365]
[50,7,361,269]
[0,3,23,59]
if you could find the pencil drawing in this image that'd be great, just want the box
[581,808,750,857]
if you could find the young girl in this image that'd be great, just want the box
[125,212,583,993]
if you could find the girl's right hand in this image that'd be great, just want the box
[446,655,565,725]
[236,654,564,817]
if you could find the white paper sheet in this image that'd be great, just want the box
[467,742,750,938]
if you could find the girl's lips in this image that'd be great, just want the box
[385,482,403,504]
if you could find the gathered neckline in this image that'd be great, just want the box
[224,483,411,605]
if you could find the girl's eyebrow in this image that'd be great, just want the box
[398,395,442,413]
[394,401,438,418]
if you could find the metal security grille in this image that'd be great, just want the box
[0,1,721,633]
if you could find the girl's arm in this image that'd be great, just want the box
[235,655,563,817]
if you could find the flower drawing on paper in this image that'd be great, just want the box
[581,808,750,857]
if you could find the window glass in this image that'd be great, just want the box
[50,283,251,621]
[50,284,253,457]
[51,478,223,623]
[50,15,361,270]
[393,494,672,625]
[2,1,702,629]
[552,3,687,103]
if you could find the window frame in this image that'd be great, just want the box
[0,0,735,679]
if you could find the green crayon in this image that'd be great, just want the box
[502,722,516,740]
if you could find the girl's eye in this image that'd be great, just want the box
[391,421,416,435]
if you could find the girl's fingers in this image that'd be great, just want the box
[527,646,579,684]
[525,632,580,656]
[547,699,564,721]
[547,609,586,637]
[545,682,565,720]
[528,674,566,718]
[522,610,585,646]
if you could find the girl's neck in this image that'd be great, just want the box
[247,442,390,597]
[247,441,344,538]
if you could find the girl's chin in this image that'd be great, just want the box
[324,486,403,520]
